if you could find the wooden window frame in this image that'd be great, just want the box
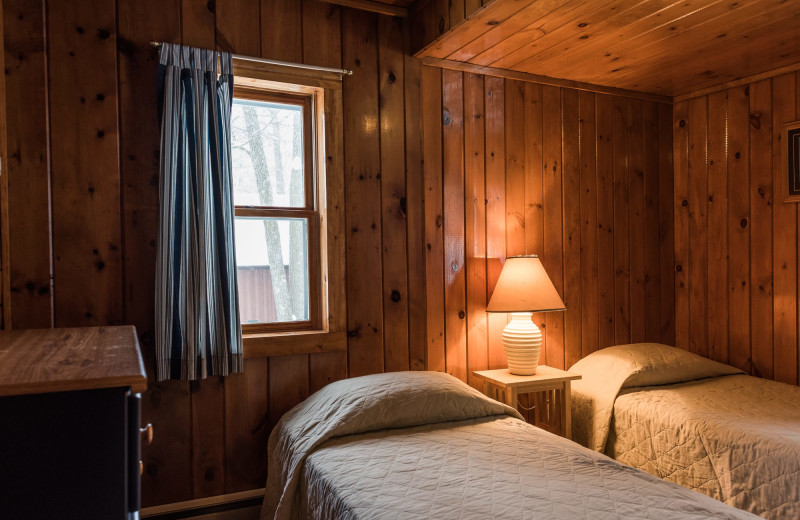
[233,88,321,334]
[232,60,347,358]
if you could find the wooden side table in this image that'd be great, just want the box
[473,366,581,439]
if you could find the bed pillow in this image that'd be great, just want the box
[569,343,744,453]
[582,342,744,389]
[264,371,522,520]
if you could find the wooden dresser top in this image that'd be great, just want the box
[0,326,147,396]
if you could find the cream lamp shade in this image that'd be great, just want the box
[486,256,565,375]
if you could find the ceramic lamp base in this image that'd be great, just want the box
[503,312,542,375]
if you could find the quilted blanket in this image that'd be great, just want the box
[299,415,757,519]
[569,343,743,452]
[570,343,800,518]
[262,371,522,520]
[262,370,758,520]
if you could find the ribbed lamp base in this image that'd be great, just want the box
[502,312,542,375]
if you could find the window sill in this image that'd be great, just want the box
[243,329,347,358]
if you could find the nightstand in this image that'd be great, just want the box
[473,366,581,439]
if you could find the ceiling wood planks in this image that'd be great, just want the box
[414,0,800,97]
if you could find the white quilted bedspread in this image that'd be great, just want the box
[570,343,800,519]
[262,370,758,520]
[607,375,800,519]
[300,415,757,519]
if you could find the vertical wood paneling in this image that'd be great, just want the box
[643,101,661,343]
[343,10,383,377]
[523,82,545,354]
[262,0,302,62]
[749,79,773,379]
[224,360,268,493]
[180,0,215,49]
[196,0,260,498]
[658,102,675,346]
[727,86,751,371]
[628,100,646,344]
[673,100,690,350]
[442,68,467,381]
[687,96,708,357]
[404,26,426,372]
[191,378,225,497]
[464,73,487,385]
[542,86,564,369]
[118,0,191,506]
[596,94,615,348]
[772,74,797,385]
[707,91,729,363]
[676,75,800,385]
[422,65,445,372]
[302,2,342,67]
[48,0,122,328]
[378,16,410,372]
[2,0,52,329]
[304,0,348,391]
[449,0,466,28]
[579,91,599,357]
[562,89,581,369]
[612,97,630,346]
[268,355,309,429]
[505,79,525,257]
[215,0,260,56]
[0,3,6,328]
[485,76,506,369]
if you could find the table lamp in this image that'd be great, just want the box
[486,255,566,375]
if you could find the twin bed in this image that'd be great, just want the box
[569,343,800,519]
[262,369,764,519]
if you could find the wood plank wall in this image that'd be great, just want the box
[410,0,486,54]
[1,0,424,507]
[673,74,800,387]
[422,67,676,382]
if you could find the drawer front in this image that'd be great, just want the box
[0,388,130,519]
[128,392,142,515]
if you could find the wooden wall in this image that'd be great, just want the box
[410,0,487,54]
[1,0,425,507]
[673,74,800,386]
[422,68,675,382]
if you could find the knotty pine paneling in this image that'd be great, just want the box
[1,0,425,507]
[674,74,800,386]
[422,66,675,385]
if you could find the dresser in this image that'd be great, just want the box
[0,326,148,520]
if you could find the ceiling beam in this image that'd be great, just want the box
[317,0,408,17]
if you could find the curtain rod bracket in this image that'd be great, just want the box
[150,42,353,77]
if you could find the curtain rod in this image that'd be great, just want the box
[150,42,353,77]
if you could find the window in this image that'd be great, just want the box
[231,88,320,333]
[230,60,346,357]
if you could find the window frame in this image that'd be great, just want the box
[232,87,322,334]
[231,58,347,359]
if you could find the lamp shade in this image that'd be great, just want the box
[486,256,566,313]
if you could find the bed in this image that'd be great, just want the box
[569,343,800,519]
[262,370,757,520]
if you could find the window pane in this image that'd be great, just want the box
[234,217,309,324]
[231,98,305,208]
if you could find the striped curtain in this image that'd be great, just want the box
[155,44,243,381]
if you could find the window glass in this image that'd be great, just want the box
[231,92,315,329]
[234,217,309,324]
[231,99,305,208]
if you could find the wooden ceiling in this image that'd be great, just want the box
[416,0,800,97]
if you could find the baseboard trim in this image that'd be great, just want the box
[141,489,264,519]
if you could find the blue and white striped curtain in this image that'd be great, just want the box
[155,44,243,381]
